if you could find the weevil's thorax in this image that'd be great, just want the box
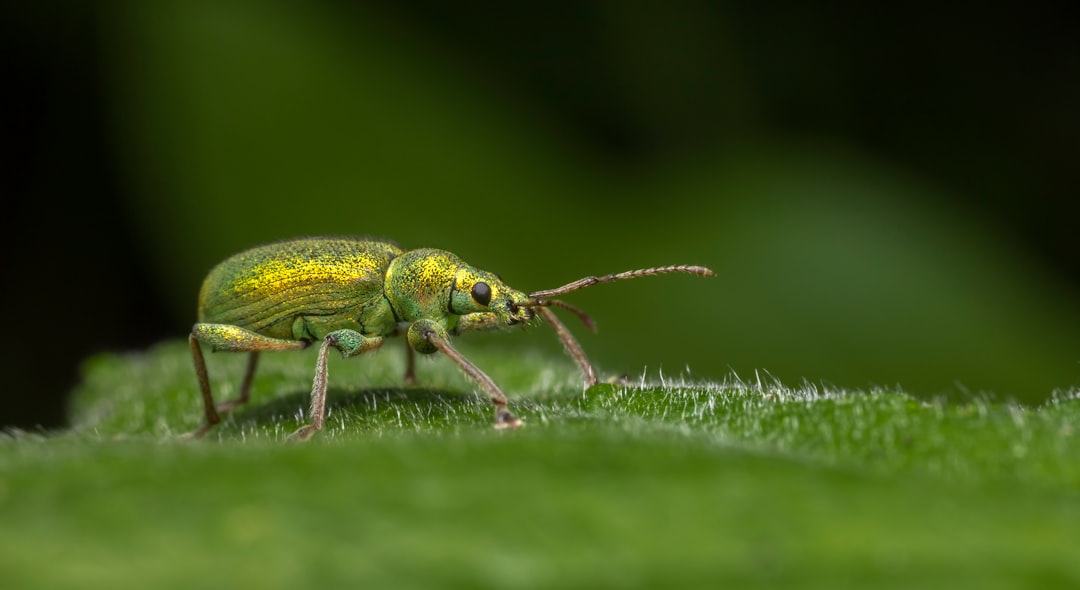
[384,249,458,323]
[385,249,533,327]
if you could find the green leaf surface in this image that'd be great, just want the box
[3,342,1079,588]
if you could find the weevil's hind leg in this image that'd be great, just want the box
[186,323,307,439]
[536,306,598,387]
[215,352,259,412]
[187,334,219,439]
[403,340,417,386]
[409,319,523,429]
[288,329,384,442]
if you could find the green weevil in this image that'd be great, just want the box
[189,237,714,440]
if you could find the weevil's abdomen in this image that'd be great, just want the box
[198,238,403,339]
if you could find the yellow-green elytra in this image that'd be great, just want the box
[189,237,715,441]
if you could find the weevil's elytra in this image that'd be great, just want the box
[188,237,715,440]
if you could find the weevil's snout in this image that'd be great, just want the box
[505,293,536,325]
[451,264,536,325]
[518,298,596,332]
[507,300,535,324]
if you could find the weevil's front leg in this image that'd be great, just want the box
[456,310,599,387]
[410,319,522,429]
[288,329,384,442]
[188,324,308,438]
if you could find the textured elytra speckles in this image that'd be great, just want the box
[198,239,403,338]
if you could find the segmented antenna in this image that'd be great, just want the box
[527,265,715,299]
[523,263,714,386]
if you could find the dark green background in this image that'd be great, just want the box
[4,1,1079,428]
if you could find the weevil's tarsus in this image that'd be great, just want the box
[527,265,715,300]
[536,306,598,387]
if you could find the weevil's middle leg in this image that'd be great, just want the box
[288,329,383,442]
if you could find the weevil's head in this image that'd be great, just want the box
[385,249,534,326]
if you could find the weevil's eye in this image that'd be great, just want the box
[471,281,492,306]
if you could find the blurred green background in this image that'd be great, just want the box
[5,1,1080,428]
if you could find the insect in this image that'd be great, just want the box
[189,237,714,440]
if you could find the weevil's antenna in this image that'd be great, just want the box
[528,299,596,332]
[521,264,713,389]
[527,265,715,300]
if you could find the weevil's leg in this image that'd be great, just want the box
[216,352,259,412]
[403,340,417,386]
[409,319,522,429]
[535,306,598,387]
[288,329,384,442]
[187,324,307,438]
[188,334,219,439]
